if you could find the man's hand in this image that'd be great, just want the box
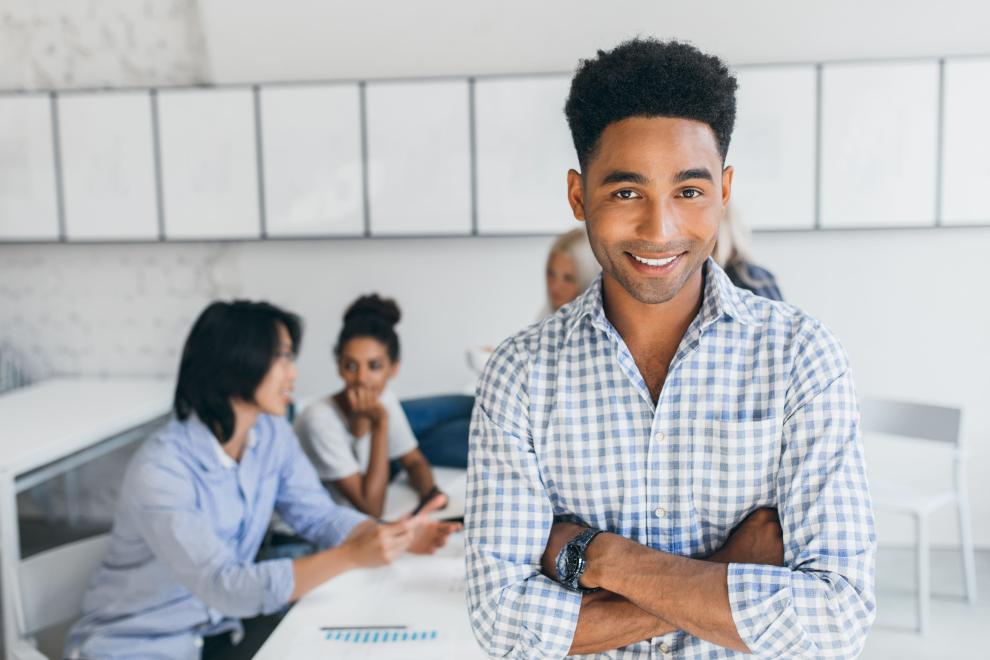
[709,507,784,566]
[541,508,783,590]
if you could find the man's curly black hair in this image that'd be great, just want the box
[565,38,738,170]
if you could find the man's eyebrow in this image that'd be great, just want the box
[672,168,714,184]
[601,170,650,186]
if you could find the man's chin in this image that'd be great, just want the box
[608,255,704,305]
[611,271,684,305]
[260,401,289,417]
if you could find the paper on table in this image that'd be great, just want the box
[255,547,484,659]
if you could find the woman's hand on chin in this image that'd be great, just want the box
[346,386,388,427]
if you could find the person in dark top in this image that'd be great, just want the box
[713,204,783,301]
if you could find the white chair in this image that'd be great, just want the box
[8,533,110,660]
[860,398,977,635]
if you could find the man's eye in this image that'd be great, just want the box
[681,188,703,199]
[614,189,638,200]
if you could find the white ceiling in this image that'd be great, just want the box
[198,0,990,83]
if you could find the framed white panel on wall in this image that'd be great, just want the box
[59,91,158,240]
[261,84,364,237]
[941,58,990,225]
[158,88,260,239]
[365,79,471,236]
[475,76,578,235]
[820,61,939,228]
[0,94,59,240]
[728,66,817,230]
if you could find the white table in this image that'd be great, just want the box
[255,468,487,660]
[0,377,173,658]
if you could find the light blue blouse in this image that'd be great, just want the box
[65,413,367,659]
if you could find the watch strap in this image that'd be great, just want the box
[558,528,604,592]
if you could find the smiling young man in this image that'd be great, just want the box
[465,39,876,658]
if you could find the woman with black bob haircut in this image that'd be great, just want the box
[175,300,303,443]
[296,294,473,518]
[66,300,455,660]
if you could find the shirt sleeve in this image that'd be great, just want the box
[126,455,295,618]
[382,388,419,459]
[727,322,877,659]
[273,419,369,548]
[294,402,362,481]
[465,339,583,659]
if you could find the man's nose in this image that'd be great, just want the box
[638,198,678,244]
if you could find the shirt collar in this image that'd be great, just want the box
[212,428,258,469]
[567,257,761,340]
[185,413,260,471]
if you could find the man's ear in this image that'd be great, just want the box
[721,165,734,208]
[567,169,586,222]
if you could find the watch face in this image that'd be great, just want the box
[558,545,583,581]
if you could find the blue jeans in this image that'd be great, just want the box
[400,394,474,468]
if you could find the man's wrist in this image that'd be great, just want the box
[581,531,618,589]
[332,537,361,571]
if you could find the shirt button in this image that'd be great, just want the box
[660,642,671,654]
[655,431,666,441]
[654,507,667,518]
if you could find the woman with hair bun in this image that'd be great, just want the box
[295,294,451,519]
[64,300,453,660]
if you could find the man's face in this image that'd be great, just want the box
[567,116,732,305]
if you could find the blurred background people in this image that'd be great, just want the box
[712,204,784,301]
[542,227,601,315]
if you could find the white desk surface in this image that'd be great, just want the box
[255,468,485,659]
[0,377,173,475]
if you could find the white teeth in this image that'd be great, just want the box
[632,254,678,267]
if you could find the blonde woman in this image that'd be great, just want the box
[542,227,601,316]
[466,228,600,381]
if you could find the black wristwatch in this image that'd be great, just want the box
[555,528,604,592]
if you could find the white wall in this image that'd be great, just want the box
[1,0,988,547]
[0,0,207,90]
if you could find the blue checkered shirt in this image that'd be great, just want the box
[465,259,876,659]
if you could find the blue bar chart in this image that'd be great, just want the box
[321,627,440,643]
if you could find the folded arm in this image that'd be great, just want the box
[543,368,876,658]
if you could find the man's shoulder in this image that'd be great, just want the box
[726,281,838,350]
[727,285,851,411]
[122,420,200,502]
[491,301,585,365]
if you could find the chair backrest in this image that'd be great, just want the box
[18,533,110,636]
[859,397,962,446]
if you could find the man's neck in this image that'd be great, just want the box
[601,266,706,401]
[222,400,259,463]
[603,267,705,343]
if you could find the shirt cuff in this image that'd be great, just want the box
[316,506,371,549]
[502,573,584,659]
[727,563,809,657]
[262,558,296,615]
